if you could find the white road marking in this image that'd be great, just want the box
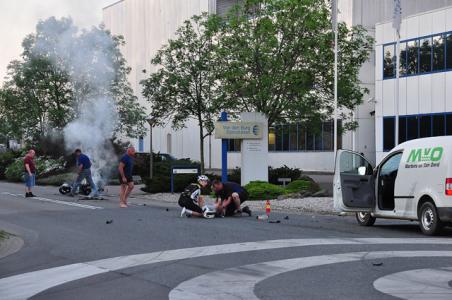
[1,192,102,210]
[169,251,452,300]
[1,238,452,299]
[373,267,452,300]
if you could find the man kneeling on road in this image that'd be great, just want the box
[212,180,251,217]
[70,149,98,198]
[179,175,215,218]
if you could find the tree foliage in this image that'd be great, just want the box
[141,13,225,172]
[0,17,146,142]
[214,0,373,127]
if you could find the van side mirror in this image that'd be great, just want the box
[358,166,367,176]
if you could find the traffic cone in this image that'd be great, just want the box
[265,200,271,217]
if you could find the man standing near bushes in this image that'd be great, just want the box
[24,149,36,197]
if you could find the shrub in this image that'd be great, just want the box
[0,151,20,179]
[285,180,311,193]
[244,181,287,200]
[228,168,241,184]
[142,174,198,193]
[268,165,302,185]
[5,156,65,182]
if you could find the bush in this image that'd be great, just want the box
[285,179,311,193]
[5,156,65,182]
[268,165,302,185]
[142,174,198,193]
[0,151,20,179]
[244,181,287,200]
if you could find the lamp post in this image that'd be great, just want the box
[147,118,155,179]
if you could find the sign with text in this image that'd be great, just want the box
[215,122,263,139]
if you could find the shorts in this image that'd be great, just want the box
[224,191,248,216]
[119,175,133,185]
[24,173,36,188]
[178,195,203,214]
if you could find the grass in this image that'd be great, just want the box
[0,230,9,241]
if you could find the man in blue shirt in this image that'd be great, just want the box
[71,149,98,197]
[118,146,136,208]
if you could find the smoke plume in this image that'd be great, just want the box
[33,17,119,187]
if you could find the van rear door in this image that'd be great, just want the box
[334,150,375,212]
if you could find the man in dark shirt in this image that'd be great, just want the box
[70,149,98,197]
[118,147,135,208]
[212,180,251,217]
[23,149,36,197]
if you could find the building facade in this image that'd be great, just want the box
[103,0,452,172]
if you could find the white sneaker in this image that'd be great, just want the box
[180,207,186,217]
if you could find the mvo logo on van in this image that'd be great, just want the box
[405,146,443,168]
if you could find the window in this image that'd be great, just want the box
[419,115,431,138]
[406,116,419,140]
[282,125,289,151]
[432,115,445,136]
[275,125,283,151]
[227,139,241,152]
[383,117,395,151]
[407,40,419,74]
[138,137,144,152]
[380,152,402,176]
[383,44,395,78]
[289,124,298,151]
[447,33,452,70]
[433,35,445,71]
[398,116,406,144]
[322,121,333,151]
[306,130,314,151]
[297,125,306,151]
[340,151,372,175]
[268,127,276,151]
[399,42,407,75]
[419,37,432,73]
[447,115,452,135]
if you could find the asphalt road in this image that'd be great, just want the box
[1,181,452,300]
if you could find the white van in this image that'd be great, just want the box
[334,136,452,235]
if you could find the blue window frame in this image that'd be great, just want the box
[383,112,452,151]
[383,30,452,79]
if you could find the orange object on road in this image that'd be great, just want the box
[265,200,271,216]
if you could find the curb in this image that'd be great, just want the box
[0,234,24,260]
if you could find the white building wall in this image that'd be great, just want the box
[103,0,452,172]
[375,5,452,163]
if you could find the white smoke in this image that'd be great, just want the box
[33,17,120,187]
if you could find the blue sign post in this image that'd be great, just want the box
[221,112,228,182]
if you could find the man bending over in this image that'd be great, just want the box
[212,180,251,217]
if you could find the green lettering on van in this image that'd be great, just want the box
[407,149,422,162]
[431,147,443,162]
[407,147,443,163]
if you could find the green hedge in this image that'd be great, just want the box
[286,180,311,193]
[244,181,287,200]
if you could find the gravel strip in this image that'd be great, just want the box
[134,193,336,215]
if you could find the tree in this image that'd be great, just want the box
[213,0,374,128]
[141,13,224,173]
[0,17,146,142]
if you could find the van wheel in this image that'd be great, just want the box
[419,202,443,235]
[355,212,376,226]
